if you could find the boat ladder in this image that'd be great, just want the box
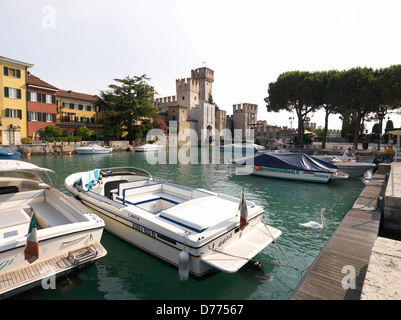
[68,245,98,265]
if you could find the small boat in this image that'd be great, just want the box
[75,143,112,154]
[221,143,265,153]
[235,153,349,183]
[0,160,106,298]
[133,143,164,152]
[312,155,376,177]
[0,148,21,158]
[64,167,282,279]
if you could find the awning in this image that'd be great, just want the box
[387,130,401,136]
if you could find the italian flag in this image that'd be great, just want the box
[24,214,39,264]
[238,188,248,231]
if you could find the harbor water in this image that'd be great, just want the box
[12,148,369,300]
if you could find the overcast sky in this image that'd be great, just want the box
[2,0,401,130]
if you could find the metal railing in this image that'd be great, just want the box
[390,149,401,196]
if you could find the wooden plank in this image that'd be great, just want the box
[0,242,106,297]
[289,172,385,300]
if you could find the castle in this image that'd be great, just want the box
[154,67,289,147]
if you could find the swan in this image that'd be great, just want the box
[299,208,328,230]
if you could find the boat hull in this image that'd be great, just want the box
[75,148,112,154]
[64,168,281,278]
[78,195,272,277]
[251,166,332,183]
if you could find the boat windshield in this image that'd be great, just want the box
[100,167,152,178]
[0,164,57,187]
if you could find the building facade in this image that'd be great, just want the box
[0,56,33,145]
[27,74,58,138]
[57,89,106,137]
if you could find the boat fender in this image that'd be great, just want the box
[178,250,190,281]
[255,166,261,171]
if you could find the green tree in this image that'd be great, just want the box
[44,125,62,137]
[339,67,377,149]
[96,75,159,144]
[75,126,91,140]
[265,71,316,147]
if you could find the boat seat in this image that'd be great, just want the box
[0,207,31,241]
[122,183,163,199]
[30,202,71,228]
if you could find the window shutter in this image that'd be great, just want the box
[38,112,42,122]
[3,66,8,76]
[52,113,56,122]
[42,93,46,102]
[28,111,31,121]
[37,93,42,102]
[17,89,21,99]
[4,87,9,98]
[16,69,21,78]
[27,91,31,101]
[78,104,83,110]
[52,95,56,104]
[6,108,10,117]
[18,109,22,119]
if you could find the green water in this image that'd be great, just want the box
[11,149,368,300]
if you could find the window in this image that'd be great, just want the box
[4,87,21,99]
[3,67,21,78]
[28,111,39,121]
[6,108,22,119]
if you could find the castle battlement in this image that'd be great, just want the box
[191,67,214,82]
[233,103,258,113]
[154,95,177,104]
[176,78,199,92]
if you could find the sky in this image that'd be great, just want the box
[2,0,401,131]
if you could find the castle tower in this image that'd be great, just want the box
[176,78,199,109]
[191,67,214,103]
[232,103,258,140]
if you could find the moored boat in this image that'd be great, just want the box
[0,160,106,298]
[235,153,349,183]
[64,167,282,279]
[312,155,376,177]
[0,148,21,158]
[133,143,164,152]
[221,143,265,153]
[75,143,112,154]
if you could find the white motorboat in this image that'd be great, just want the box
[221,143,265,153]
[133,143,164,152]
[75,143,112,154]
[312,155,376,177]
[64,167,282,279]
[0,160,106,298]
[235,153,349,183]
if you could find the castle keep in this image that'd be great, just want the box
[155,66,289,147]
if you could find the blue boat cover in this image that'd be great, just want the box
[239,153,339,173]
[0,148,21,158]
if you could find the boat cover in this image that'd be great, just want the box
[0,148,21,158]
[238,153,339,173]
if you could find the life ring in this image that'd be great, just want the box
[255,166,261,171]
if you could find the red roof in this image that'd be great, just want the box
[28,74,58,91]
[57,89,98,102]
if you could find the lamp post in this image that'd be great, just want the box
[289,116,294,129]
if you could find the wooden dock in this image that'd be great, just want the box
[0,242,106,299]
[290,172,386,300]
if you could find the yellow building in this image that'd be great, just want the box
[57,89,106,138]
[0,56,33,144]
